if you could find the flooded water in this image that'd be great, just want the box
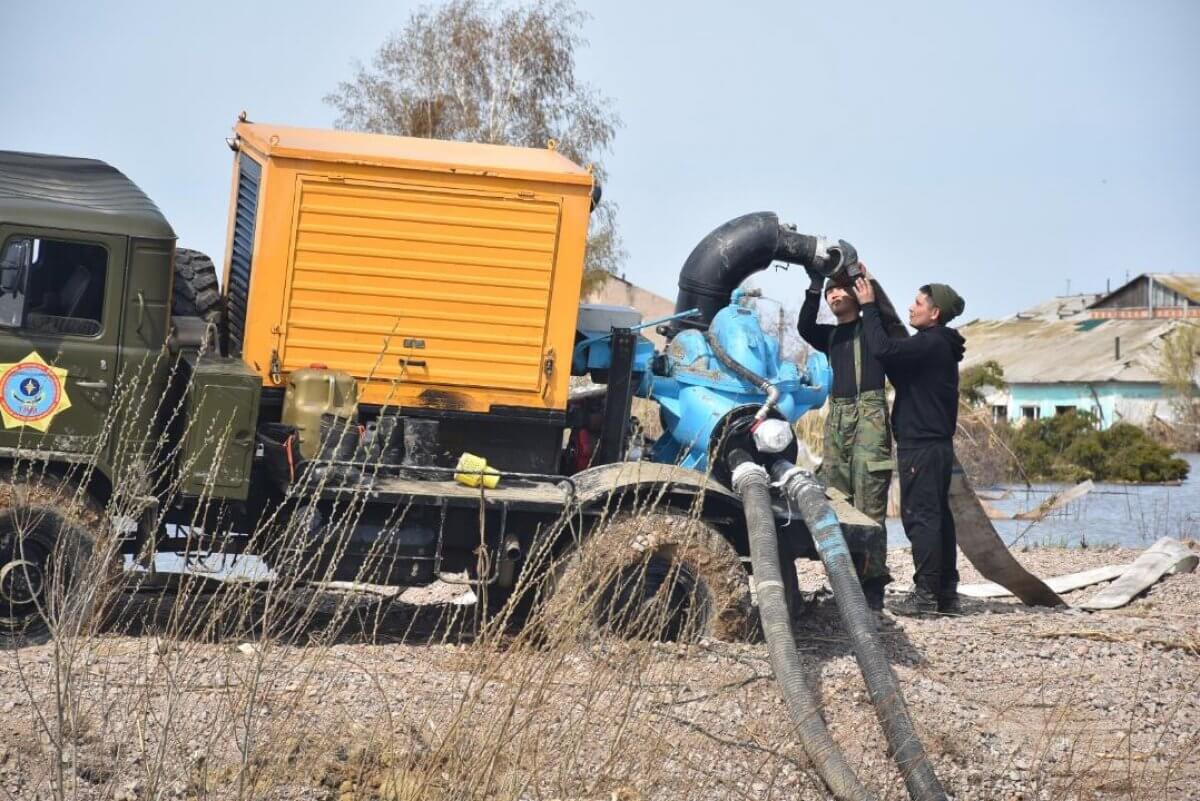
[885,453,1200,550]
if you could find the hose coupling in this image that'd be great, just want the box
[770,464,808,490]
[731,461,769,493]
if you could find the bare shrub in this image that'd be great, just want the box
[954,404,1020,487]
[0,336,770,800]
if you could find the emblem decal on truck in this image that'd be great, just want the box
[0,352,72,431]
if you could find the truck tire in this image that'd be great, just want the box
[0,476,119,644]
[173,248,224,332]
[535,511,756,643]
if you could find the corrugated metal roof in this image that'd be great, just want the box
[0,150,174,240]
[1150,273,1200,302]
[236,122,595,187]
[958,316,1184,383]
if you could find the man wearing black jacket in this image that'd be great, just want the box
[854,271,966,615]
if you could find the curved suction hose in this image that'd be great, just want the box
[771,460,948,801]
[672,212,857,335]
[705,330,780,422]
[729,450,876,801]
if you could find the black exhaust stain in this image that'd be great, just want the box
[417,389,468,411]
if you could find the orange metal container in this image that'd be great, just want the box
[222,121,594,414]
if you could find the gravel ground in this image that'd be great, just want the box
[1,544,1197,801]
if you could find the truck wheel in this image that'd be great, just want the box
[173,248,224,334]
[538,511,756,643]
[0,479,117,644]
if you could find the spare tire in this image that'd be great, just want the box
[172,248,224,331]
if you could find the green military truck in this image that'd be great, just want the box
[0,144,608,644]
[0,144,738,645]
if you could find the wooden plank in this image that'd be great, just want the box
[1079,537,1198,611]
[959,564,1128,599]
[372,476,568,505]
[1014,480,1094,521]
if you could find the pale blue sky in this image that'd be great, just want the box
[2,1,1197,323]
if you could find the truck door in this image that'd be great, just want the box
[0,228,124,462]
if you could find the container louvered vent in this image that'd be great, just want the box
[226,156,261,356]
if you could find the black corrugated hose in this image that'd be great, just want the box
[770,459,948,801]
[729,450,876,801]
[669,211,857,335]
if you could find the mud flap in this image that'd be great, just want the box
[950,459,1065,607]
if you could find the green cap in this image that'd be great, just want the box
[926,283,965,323]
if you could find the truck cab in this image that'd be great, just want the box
[0,151,176,497]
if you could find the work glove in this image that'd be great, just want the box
[804,265,824,292]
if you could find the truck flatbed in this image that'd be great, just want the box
[376,475,573,506]
[317,470,578,513]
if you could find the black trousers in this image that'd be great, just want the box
[898,439,959,597]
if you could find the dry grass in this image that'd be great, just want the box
[793,403,826,462]
[1,348,1197,801]
[0,345,762,800]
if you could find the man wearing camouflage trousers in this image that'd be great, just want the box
[797,267,894,610]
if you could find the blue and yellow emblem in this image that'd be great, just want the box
[0,352,71,432]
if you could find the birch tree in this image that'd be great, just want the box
[325,0,624,283]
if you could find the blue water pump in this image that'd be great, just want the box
[572,211,860,474]
[642,290,830,470]
[572,290,831,472]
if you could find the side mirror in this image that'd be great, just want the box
[0,237,31,296]
[0,237,32,329]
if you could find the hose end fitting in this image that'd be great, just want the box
[769,460,824,506]
[731,461,769,493]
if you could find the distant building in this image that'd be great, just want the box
[1088,273,1200,320]
[960,273,1200,430]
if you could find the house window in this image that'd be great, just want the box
[1055,405,1076,416]
[0,236,108,337]
[991,404,1008,424]
[1021,405,1039,421]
